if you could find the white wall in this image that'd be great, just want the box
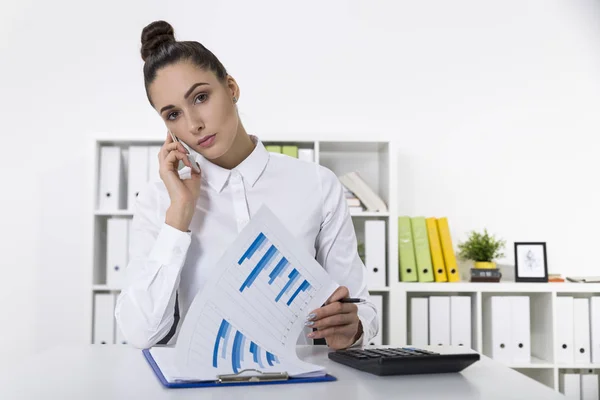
[1,0,599,368]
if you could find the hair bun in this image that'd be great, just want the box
[141,20,176,62]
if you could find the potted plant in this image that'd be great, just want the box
[457,229,506,269]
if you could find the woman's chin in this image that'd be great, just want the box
[197,142,227,160]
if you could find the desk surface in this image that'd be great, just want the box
[0,345,564,400]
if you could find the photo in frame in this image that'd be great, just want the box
[514,242,548,282]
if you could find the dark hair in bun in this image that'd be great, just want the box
[140,20,228,105]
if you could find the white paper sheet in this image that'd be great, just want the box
[153,205,339,382]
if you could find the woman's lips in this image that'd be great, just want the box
[197,134,216,148]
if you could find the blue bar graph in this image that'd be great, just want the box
[238,233,266,264]
[256,346,264,368]
[221,322,232,359]
[286,280,311,306]
[213,319,231,368]
[268,257,289,284]
[232,331,244,373]
[275,269,300,303]
[266,352,278,366]
[240,245,278,292]
[250,342,258,363]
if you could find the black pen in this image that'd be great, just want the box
[339,297,366,304]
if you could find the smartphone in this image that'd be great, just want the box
[168,130,201,174]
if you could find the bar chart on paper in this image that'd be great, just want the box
[173,206,337,379]
[186,302,282,374]
[221,231,325,346]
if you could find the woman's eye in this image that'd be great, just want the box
[167,111,179,121]
[195,93,208,104]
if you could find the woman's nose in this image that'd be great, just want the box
[187,115,204,133]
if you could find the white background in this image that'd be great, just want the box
[1,0,599,369]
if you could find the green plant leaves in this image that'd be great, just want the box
[457,229,506,262]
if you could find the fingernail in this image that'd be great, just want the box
[307,332,315,338]
[304,320,314,327]
[307,313,317,320]
[196,162,200,170]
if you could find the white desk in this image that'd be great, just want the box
[0,345,564,400]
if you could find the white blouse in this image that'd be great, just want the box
[114,136,378,349]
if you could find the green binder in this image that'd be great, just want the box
[411,217,435,282]
[398,217,418,282]
[282,145,298,158]
[265,145,282,153]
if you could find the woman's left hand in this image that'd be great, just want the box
[306,286,363,350]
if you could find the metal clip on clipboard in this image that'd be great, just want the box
[217,369,289,384]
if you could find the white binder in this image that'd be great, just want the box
[93,293,115,345]
[98,146,125,210]
[147,145,162,183]
[560,373,581,400]
[483,296,512,363]
[450,296,472,349]
[592,297,600,364]
[106,218,128,289]
[556,296,575,364]
[410,297,429,347]
[364,220,386,288]
[127,146,149,210]
[429,296,450,346]
[369,295,384,346]
[581,372,599,400]
[297,149,315,162]
[573,298,591,364]
[114,293,128,346]
[510,296,531,363]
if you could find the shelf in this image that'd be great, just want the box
[396,282,600,293]
[319,141,389,153]
[92,285,122,291]
[507,356,554,369]
[556,364,600,370]
[94,210,133,216]
[369,287,390,292]
[350,212,389,217]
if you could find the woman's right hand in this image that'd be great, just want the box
[159,131,202,231]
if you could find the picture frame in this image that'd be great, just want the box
[514,242,548,282]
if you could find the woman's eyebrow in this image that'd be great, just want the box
[159,82,210,114]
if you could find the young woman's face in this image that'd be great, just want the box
[149,61,240,160]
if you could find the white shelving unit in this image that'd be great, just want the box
[88,134,599,395]
[396,282,600,393]
[88,136,398,346]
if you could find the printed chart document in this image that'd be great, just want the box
[149,205,339,382]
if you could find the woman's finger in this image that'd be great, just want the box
[325,286,350,305]
[161,142,188,158]
[309,324,355,340]
[163,150,191,169]
[307,313,355,330]
[308,301,357,322]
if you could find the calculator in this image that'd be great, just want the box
[328,347,480,376]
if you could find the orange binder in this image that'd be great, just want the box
[426,217,448,282]
[436,217,460,282]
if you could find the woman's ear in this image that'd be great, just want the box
[226,75,240,102]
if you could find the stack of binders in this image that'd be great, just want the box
[560,371,599,399]
[398,216,460,283]
[98,145,162,212]
[409,296,472,349]
[556,297,600,366]
[93,292,127,345]
[483,296,531,363]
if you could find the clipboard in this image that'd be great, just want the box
[142,349,337,389]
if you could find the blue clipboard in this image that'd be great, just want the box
[143,349,337,388]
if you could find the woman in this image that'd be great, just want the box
[115,20,378,351]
